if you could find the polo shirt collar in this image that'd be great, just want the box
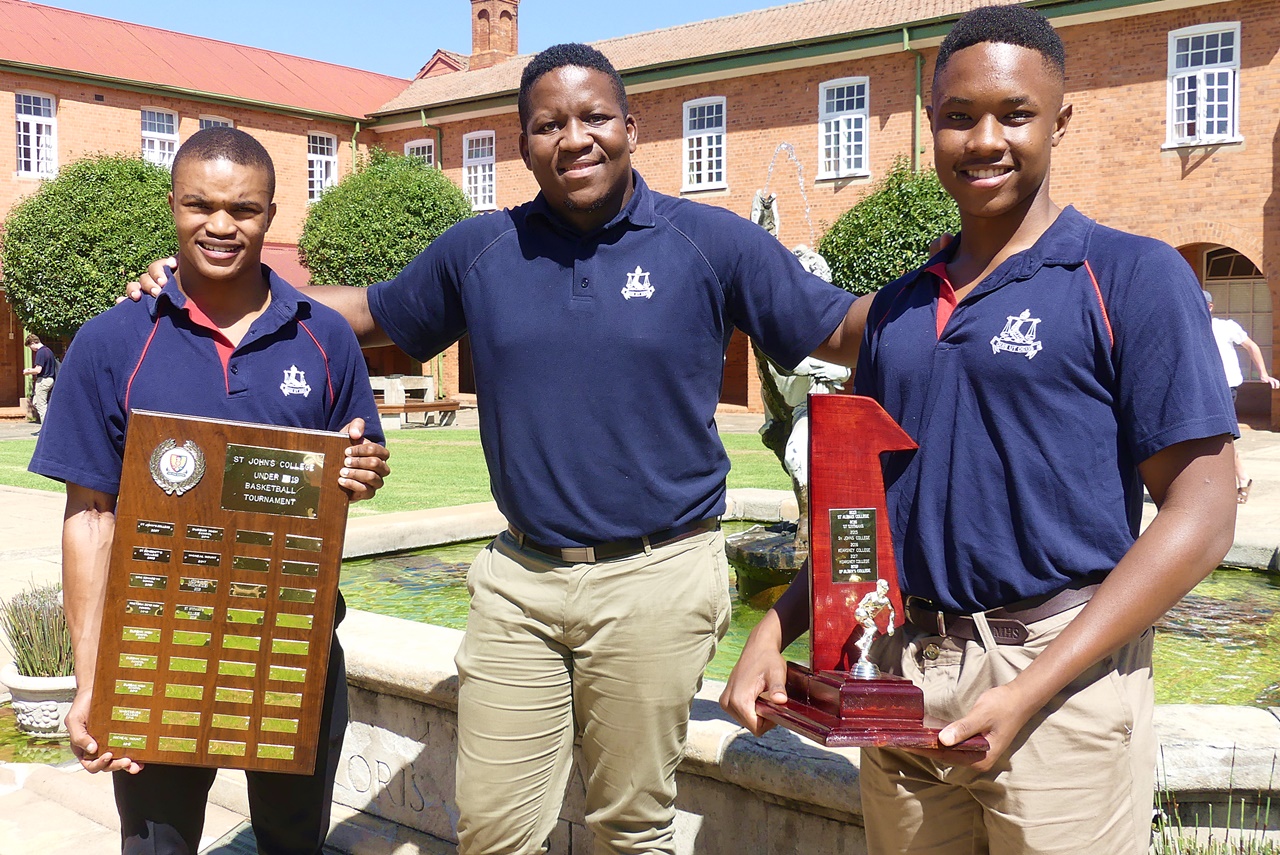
[527,170,657,237]
[152,264,304,330]
[910,205,1091,294]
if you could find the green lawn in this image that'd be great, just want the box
[0,429,791,512]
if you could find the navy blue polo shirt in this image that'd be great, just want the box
[31,266,382,495]
[34,345,57,381]
[854,207,1237,612]
[369,172,854,547]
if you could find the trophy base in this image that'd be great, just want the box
[755,662,990,752]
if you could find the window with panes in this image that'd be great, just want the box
[682,97,726,190]
[818,78,869,179]
[1167,23,1241,147]
[15,93,56,177]
[199,116,233,130]
[405,139,435,167]
[462,131,495,210]
[141,108,178,169]
[307,133,337,201]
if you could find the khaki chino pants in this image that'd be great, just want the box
[860,605,1156,855]
[454,529,730,855]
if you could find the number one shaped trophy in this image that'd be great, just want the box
[755,394,988,752]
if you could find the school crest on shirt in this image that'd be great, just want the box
[990,309,1044,360]
[621,266,655,300]
[280,365,312,398]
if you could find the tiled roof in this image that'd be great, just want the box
[375,0,1014,115]
[0,0,408,118]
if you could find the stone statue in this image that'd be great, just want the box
[852,579,895,679]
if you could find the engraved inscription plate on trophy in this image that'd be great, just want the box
[755,395,989,752]
[89,410,351,774]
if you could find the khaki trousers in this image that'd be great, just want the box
[31,376,53,422]
[454,529,730,855]
[860,605,1156,855]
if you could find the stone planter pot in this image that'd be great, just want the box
[0,662,76,737]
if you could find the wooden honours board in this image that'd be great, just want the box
[90,410,351,774]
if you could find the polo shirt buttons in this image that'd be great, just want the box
[230,366,238,375]
[922,643,941,661]
[581,278,589,288]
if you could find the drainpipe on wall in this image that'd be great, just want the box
[421,109,445,397]
[351,121,363,171]
[903,29,925,172]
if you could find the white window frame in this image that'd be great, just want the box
[682,96,727,192]
[817,77,870,180]
[405,138,436,167]
[141,108,178,169]
[307,132,338,202]
[462,131,496,210]
[15,91,56,178]
[1165,22,1242,148]
[199,115,233,130]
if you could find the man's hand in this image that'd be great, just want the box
[718,613,788,736]
[66,689,142,774]
[899,682,1037,772]
[118,256,176,303]
[340,418,390,501]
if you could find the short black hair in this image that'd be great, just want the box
[935,4,1066,83]
[518,43,628,129]
[171,127,276,199]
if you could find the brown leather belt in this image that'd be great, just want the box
[905,581,1102,645]
[506,519,720,564]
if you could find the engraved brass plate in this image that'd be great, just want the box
[137,520,175,537]
[212,714,251,731]
[222,635,261,652]
[208,741,247,757]
[226,609,265,625]
[182,551,221,567]
[109,733,148,750]
[128,574,168,590]
[215,687,254,705]
[233,555,270,573]
[179,577,218,595]
[285,535,323,553]
[175,605,214,622]
[269,665,307,683]
[257,744,296,760]
[235,529,274,546]
[275,613,313,630]
[132,547,171,564]
[115,680,153,697]
[829,508,877,583]
[159,737,198,753]
[161,710,202,727]
[169,657,207,673]
[222,445,324,519]
[165,683,204,700]
[119,653,158,670]
[112,707,151,723]
[125,600,164,617]
[260,717,299,734]
[172,630,211,647]
[281,561,319,578]
[271,639,310,656]
[279,588,316,604]
[218,661,257,678]
[265,691,302,708]
[185,524,224,542]
[230,582,268,600]
[123,627,161,644]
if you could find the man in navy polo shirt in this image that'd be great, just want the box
[21,332,57,423]
[31,127,388,855]
[721,7,1237,854]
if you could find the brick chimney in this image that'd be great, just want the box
[470,0,520,71]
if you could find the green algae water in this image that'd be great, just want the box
[340,535,1280,706]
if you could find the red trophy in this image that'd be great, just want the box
[755,394,988,752]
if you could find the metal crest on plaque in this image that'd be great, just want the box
[149,439,206,496]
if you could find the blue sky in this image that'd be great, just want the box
[37,0,792,78]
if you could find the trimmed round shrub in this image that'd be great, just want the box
[818,157,960,295]
[1,155,176,339]
[299,148,472,287]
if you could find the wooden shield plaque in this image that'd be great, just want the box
[89,410,351,774]
[756,395,988,752]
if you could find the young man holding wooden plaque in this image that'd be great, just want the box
[722,6,1238,853]
[30,127,389,855]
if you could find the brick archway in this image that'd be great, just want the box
[1164,221,1266,277]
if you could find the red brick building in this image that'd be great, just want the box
[3,0,1277,425]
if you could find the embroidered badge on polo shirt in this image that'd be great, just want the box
[621,266,654,300]
[280,365,312,398]
[990,310,1043,360]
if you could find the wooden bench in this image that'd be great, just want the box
[376,398,459,427]
[369,375,458,429]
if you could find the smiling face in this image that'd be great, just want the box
[169,156,275,287]
[519,65,638,233]
[929,41,1071,228]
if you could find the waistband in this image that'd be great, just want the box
[506,518,720,564]
[905,580,1102,645]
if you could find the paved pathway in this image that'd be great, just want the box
[0,410,1276,853]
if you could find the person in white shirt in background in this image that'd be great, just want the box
[1205,289,1280,503]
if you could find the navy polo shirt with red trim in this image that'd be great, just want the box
[30,266,382,496]
[854,206,1237,613]
[368,171,855,548]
